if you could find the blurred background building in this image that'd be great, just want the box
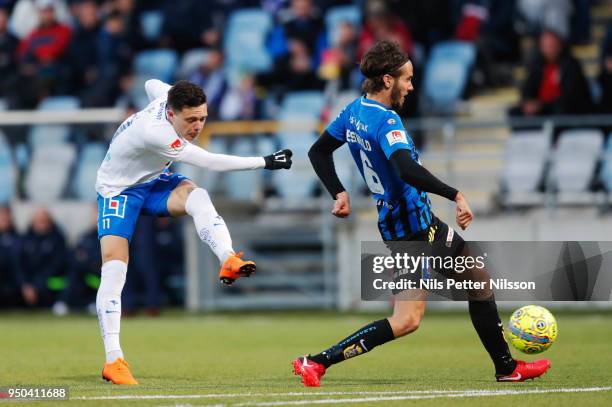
[0,0,611,313]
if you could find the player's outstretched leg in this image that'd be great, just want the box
[184,187,255,285]
[293,300,425,387]
[459,246,550,381]
[96,255,137,385]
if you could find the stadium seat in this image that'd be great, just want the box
[598,134,612,192]
[281,91,326,117]
[73,142,107,201]
[133,49,179,83]
[176,48,212,79]
[140,10,164,42]
[422,41,476,114]
[226,138,260,201]
[325,5,361,46]
[0,133,16,203]
[501,131,551,193]
[549,129,604,192]
[224,9,272,81]
[200,137,230,194]
[25,143,76,202]
[272,91,325,201]
[28,96,80,146]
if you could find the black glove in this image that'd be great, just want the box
[264,149,293,170]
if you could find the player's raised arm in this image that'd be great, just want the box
[145,79,172,102]
[176,143,292,172]
[388,150,473,229]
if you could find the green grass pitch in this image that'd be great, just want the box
[1,311,611,406]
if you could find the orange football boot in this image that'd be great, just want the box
[219,252,256,285]
[102,358,138,385]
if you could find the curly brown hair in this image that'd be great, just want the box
[360,40,410,94]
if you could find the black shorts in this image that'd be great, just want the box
[385,216,466,294]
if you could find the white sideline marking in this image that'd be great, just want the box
[72,386,612,402]
[229,387,612,406]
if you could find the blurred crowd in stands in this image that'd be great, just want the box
[0,0,610,120]
[1,0,612,311]
[0,204,184,312]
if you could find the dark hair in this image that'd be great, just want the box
[167,80,207,111]
[360,40,410,93]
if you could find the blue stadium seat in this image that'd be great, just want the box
[599,134,612,191]
[549,129,603,192]
[177,48,212,79]
[200,137,230,194]
[0,133,15,203]
[73,142,107,201]
[422,41,476,113]
[224,9,272,81]
[133,49,178,83]
[25,143,76,202]
[140,10,164,42]
[226,138,260,201]
[273,91,325,201]
[28,96,80,145]
[325,5,361,46]
[281,91,326,117]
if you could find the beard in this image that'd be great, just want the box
[390,83,405,112]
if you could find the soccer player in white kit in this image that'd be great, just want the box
[96,79,292,384]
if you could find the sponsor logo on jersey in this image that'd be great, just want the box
[170,138,183,150]
[349,116,369,132]
[385,129,408,146]
[103,195,128,218]
[387,118,396,125]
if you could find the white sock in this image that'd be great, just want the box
[185,188,234,264]
[96,260,127,363]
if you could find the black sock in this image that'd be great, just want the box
[309,319,395,368]
[468,296,516,375]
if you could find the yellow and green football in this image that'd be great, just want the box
[507,305,558,354]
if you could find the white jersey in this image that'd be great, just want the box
[96,80,265,198]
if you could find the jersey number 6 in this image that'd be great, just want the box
[360,150,385,194]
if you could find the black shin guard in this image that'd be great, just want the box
[309,319,395,368]
[469,297,516,375]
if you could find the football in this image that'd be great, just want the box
[507,305,558,354]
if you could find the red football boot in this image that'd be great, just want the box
[292,356,326,387]
[496,359,551,382]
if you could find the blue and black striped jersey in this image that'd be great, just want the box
[326,96,433,240]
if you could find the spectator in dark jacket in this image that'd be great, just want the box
[17,207,67,307]
[65,0,114,107]
[0,206,21,308]
[282,0,324,59]
[0,7,18,94]
[598,23,612,114]
[510,29,593,118]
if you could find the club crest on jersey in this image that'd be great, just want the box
[103,195,127,218]
[385,130,408,146]
[170,138,183,150]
